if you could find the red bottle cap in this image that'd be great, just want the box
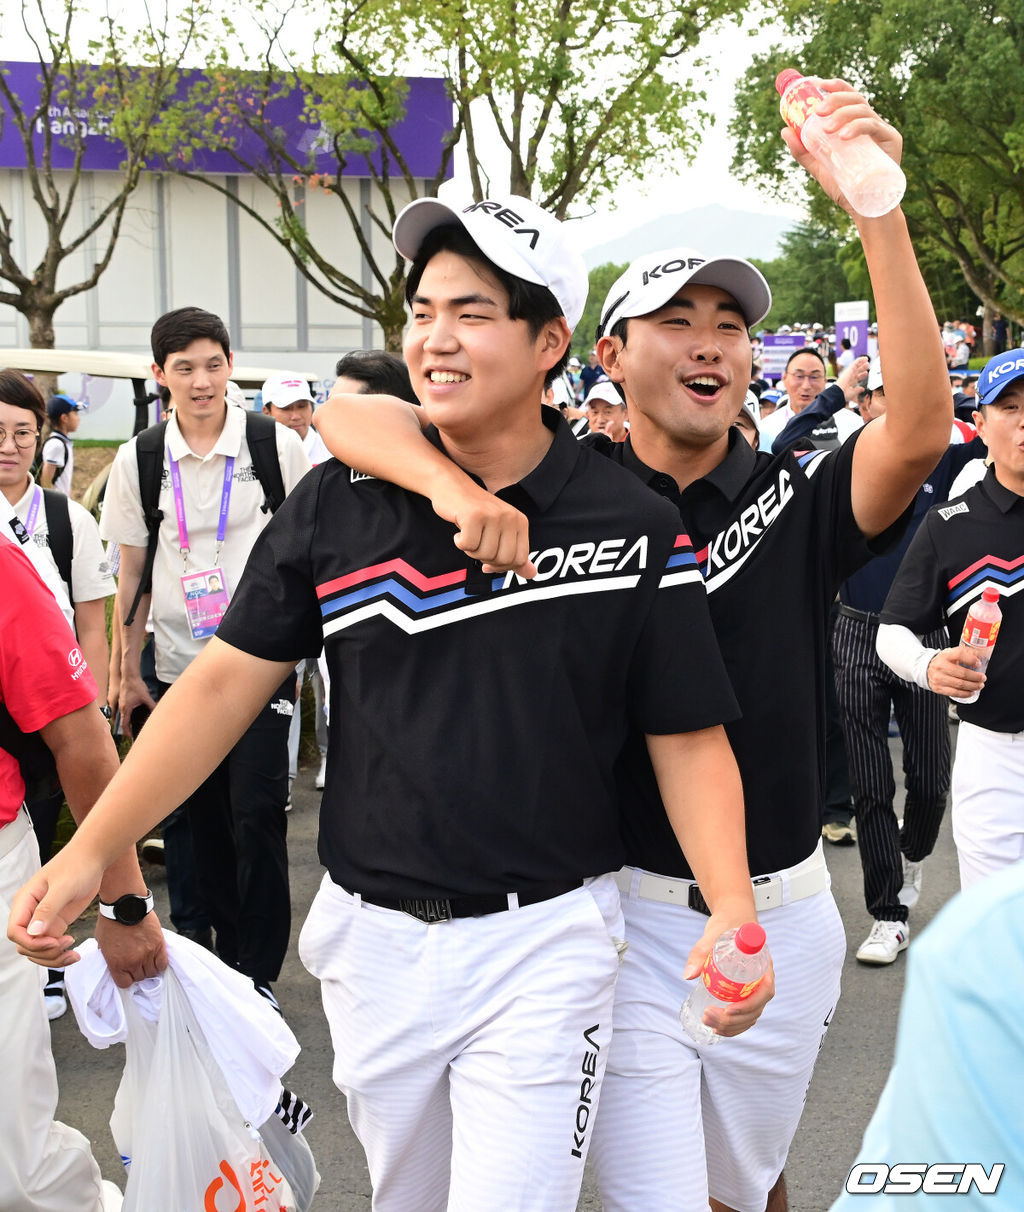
[775,69,802,96]
[982,586,1000,603]
[735,922,766,954]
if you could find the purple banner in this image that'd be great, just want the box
[0,62,453,179]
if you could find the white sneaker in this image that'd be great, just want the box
[315,754,327,790]
[856,919,909,965]
[899,855,923,909]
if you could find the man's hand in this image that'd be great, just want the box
[838,356,870,401]
[683,913,775,1039]
[117,673,157,739]
[431,480,536,578]
[782,81,903,216]
[927,646,986,698]
[95,913,168,988]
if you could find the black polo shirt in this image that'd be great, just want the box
[593,427,907,877]
[842,436,986,614]
[881,467,1024,732]
[218,409,738,899]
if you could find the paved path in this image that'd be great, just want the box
[50,733,960,1211]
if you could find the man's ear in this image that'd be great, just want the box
[538,316,572,373]
[597,334,626,385]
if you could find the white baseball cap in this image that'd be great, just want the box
[584,380,624,408]
[262,372,315,410]
[866,358,884,392]
[597,247,772,336]
[392,193,588,331]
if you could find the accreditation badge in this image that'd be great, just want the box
[181,567,232,639]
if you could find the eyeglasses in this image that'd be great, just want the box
[787,372,825,385]
[0,426,39,449]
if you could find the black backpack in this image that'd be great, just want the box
[33,429,70,481]
[41,488,74,610]
[124,411,287,626]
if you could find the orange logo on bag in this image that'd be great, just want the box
[204,1160,246,1212]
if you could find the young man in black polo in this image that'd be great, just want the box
[11,194,766,1212]
[309,86,950,1212]
[877,348,1024,892]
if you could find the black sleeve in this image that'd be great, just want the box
[773,384,847,454]
[626,515,740,734]
[216,469,325,662]
[879,513,947,633]
[796,426,913,589]
[945,433,987,478]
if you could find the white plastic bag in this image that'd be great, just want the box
[113,967,296,1211]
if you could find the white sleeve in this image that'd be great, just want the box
[876,623,940,690]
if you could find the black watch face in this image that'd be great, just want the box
[114,895,150,925]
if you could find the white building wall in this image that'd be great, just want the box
[0,166,419,437]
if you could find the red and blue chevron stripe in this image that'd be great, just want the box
[947,553,1024,613]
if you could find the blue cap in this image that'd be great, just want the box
[46,393,79,419]
[978,349,1024,406]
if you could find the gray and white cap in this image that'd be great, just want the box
[597,247,772,336]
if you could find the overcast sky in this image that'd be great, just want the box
[6,0,807,252]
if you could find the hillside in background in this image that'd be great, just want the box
[582,203,794,268]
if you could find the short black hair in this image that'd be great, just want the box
[784,347,826,372]
[0,367,46,435]
[405,223,569,386]
[334,350,418,404]
[151,306,231,368]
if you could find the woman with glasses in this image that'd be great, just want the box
[0,368,115,1020]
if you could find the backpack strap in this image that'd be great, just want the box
[244,411,286,515]
[124,420,169,627]
[46,430,70,472]
[123,414,285,627]
[41,488,74,611]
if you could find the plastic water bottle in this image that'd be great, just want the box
[679,922,769,1046]
[951,586,1002,705]
[776,70,906,219]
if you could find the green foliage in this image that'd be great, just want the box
[749,221,858,328]
[331,0,750,217]
[0,1,213,347]
[728,0,1024,326]
[574,261,628,355]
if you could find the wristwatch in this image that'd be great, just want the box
[98,889,155,925]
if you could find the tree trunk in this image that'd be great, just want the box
[981,301,995,359]
[27,307,58,399]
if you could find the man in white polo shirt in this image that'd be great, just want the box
[101,307,309,1007]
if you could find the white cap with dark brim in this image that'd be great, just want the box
[392,194,588,331]
[597,247,772,337]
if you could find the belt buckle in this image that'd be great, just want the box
[686,883,711,917]
[398,897,453,924]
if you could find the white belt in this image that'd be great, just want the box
[614,841,828,914]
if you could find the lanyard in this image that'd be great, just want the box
[24,484,43,536]
[167,449,235,569]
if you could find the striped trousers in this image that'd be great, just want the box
[832,613,951,923]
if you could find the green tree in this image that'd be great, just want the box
[574,260,627,357]
[0,1,210,356]
[749,221,856,329]
[146,0,460,351]
[728,0,1024,335]
[356,0,748,219]
[141,0,751,348]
